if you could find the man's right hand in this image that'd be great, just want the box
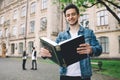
[40,48,52,57]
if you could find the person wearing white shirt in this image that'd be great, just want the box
[31,47,37,70]
[40,3,102,80]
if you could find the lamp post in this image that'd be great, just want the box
[25,0,29,49]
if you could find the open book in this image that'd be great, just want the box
[40,35,87,67]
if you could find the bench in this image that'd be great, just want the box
[91,61,103,70]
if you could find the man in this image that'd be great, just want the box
[22,49,27,70]
[31,47,37,70]
[40,4,102,80]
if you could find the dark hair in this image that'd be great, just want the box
[63,4,79,16]
[33,47,35,49]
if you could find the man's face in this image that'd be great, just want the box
[65,8,79,26]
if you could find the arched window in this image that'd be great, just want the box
[21,6,26,17]
[20,23,25,35]
[28,41,34,54]
[97,10,108,26]
[0,30,2,37]
[12,26,17,36]
[19,42,23,54]
[80,14,89,27]
[41,0,48,9]
[11,43,15,54]
[117,9,120,19]
[13,10,18,20]
[30,2,36,14]
[98,36,109,53]
[40,17,47,30]
[30,21,35,33]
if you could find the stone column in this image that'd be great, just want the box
[47,0,61,39]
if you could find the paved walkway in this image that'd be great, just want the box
[0,58,119,80]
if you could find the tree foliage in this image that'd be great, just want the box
[57,0,120,23]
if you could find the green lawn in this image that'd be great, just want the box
[91,59,120,79]
[39,58,120,79]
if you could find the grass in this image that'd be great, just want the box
[39,58,55,64]
[39,58,120,79]
[91,59,120,79]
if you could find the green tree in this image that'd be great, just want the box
[57,0,120,24]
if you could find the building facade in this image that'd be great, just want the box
[0,0,120,58]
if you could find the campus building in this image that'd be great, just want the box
[0,0,120,58]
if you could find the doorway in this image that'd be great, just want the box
[11,43,15,55]
[2,43,6,57]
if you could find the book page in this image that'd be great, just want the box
[40,37,58,46]
[58,35,82,45]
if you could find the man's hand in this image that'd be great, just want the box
[77,43,92,54]
[40,48,52,57]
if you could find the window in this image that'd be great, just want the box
[80,14,89,27]
[11,43,15,54]
[0,30,2,37]
[21,6,26,17]
[30,21,35,33]
[118,13,120,19]
[97,10,108,26]
[30,2,36,14]
[12,26,17,36]
[40,17,47,30]
[99,37,109,53]
[13,10,18,19]
[19,42,23,54]
[1,16,4,24]
[28,41,34,54]
[117,9,120,19]
[0,1,4,9]
[20,24,25,35]
[41,0,48,9]
[5,28,8,37]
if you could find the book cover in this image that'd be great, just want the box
[40,35,87,67]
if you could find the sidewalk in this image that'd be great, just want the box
[0,58,119,80]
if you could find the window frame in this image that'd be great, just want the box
[30,2,36,14]
[12,26,17,36]
[13,9,18,20]
[97,10,108,26]
[41,0,48,9]
[20,23,25,35]
[19,42,23,54]
[80,14,89,27]
[21,6,26,17]
[98,36,109,54]
[30,20,35,33]
[40,17,47,30]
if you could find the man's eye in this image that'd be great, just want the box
[66,14,70,17]
[66,13,77,17]
[71,13,76,16]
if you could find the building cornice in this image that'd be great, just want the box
[95,29,120,34]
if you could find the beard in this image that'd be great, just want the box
[69,20,78,26]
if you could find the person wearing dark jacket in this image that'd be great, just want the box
[31,47,37,70]
[40,3,102,80]
[22,50,27,70]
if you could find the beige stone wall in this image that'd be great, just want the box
[97,31,120,58]
[0,0,120,58]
